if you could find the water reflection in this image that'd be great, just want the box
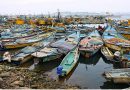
[31,58,62,73]
[79,51,101,66]
[101,55,121,69]
[101,55,113,64]
[100,81,129,89]
[63,51,114,89]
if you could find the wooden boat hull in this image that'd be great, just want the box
[120,54,130,68]
[105,42,121,51]
[42,54,62,62]
[3,32,53,49]
[0,30,44,42]
[4,42,35,49]
[101,46,114,60]
[79,30,103,57]
[57,47,80,76]
[51,32,80,54]
[31,47,62,63]
[11,54,33,65]
[117,26,130,40]
[103,26,130,51]
[116,26,130,32]
[105,42,130,51]
[8,32,56,64]
[104,68,130,83]
[80,48,100,58]
[121,34,130,40]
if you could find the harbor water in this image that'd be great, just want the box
[19,52,129,89]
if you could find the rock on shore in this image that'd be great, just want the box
[0,65,80,89]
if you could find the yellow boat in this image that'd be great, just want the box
[2,32,54,49]
[8,32,56,65]
[116,26,130,40]
[101,46,114,61]
[104,38,130,51]
[103,26,130,51]
[121,34,130,40]
[104,42,121,51]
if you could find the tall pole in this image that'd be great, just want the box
[57,9,61,23]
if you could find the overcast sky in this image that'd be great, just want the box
[0,0,130,15]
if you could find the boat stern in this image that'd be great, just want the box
[57,66,66,76]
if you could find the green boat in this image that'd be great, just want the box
[57,47,80,76]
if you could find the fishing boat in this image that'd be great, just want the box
[57,47,80,76]
[51,31,80,54]
[118,50,130,68]
[55,27,66,33]
[1,32,52,50]
[0,28,44,42]
[79,30,103,57]
[104,68,130,83]
[101,46,114,61]
[116,26,130,40]
[31,47,62,63]
[102,26,130,51]
[10,24,34,33]
[6,32,56,64]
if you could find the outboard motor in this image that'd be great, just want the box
[57,66,63,75]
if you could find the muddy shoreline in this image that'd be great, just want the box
[0,63,80,89]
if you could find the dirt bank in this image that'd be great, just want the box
[0,64,80,89]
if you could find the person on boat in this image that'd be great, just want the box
[114,51,121,60]
[3,52,11,62]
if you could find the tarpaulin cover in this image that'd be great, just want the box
[51,42,75,53]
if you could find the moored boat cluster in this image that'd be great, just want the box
[0,15,130,88]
